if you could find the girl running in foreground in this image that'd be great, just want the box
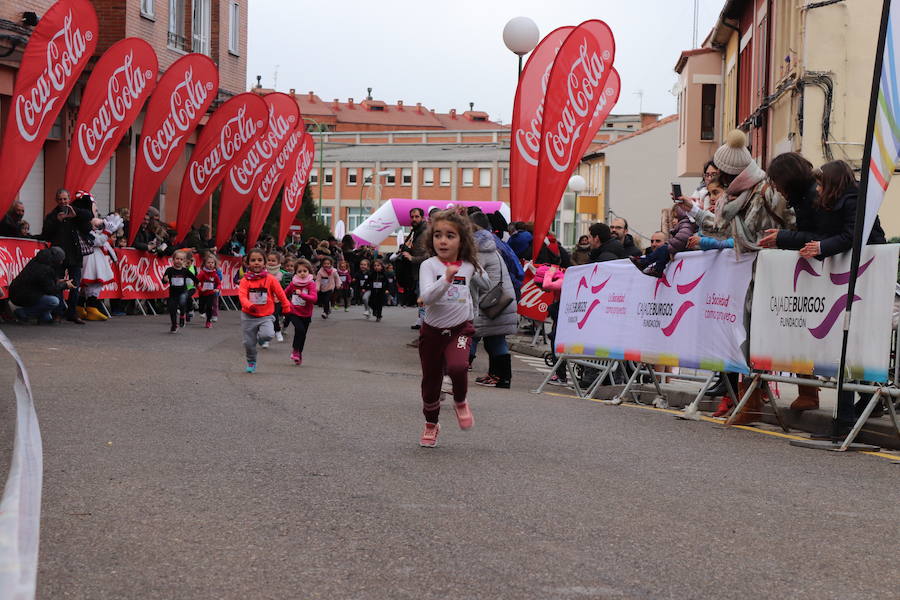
[238,248,290,373]
[283,258,318,365]
[417,209,489,447]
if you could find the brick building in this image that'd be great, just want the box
[0,0,248,233]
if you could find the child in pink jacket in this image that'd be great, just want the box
[535,263,568,385]
[283,259,319,365]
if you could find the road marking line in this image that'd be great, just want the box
[541,391,900,463]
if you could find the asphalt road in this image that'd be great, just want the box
[0,305,898,599]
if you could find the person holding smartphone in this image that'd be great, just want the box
[41,189,93,324]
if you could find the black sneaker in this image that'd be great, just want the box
[170,325,178,334]
[411,324,421,330]
[495,379,511,389]
[179,317,185,328]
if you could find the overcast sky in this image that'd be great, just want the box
[247,0,725,123]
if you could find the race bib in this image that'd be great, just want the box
[171,277,185,287]
[439,275,468,304]
[291,294,306,307]
[340,275,347,283]
[373,282,383,289]
[249,288,268,305]
[201,281,214,291]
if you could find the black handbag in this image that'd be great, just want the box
[478,252,514,320]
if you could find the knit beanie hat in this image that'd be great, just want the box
[713,129,753,175]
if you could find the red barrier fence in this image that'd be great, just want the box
[0,237,242,300]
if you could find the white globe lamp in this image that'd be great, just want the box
[503,17,539,75]
[568,174,587,193]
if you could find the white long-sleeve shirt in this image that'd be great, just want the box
[419,257,486,329]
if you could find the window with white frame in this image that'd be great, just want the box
[168,0,187,51]
[401,168,412,185]
[384,169,395,185]
[347,207,367,230]
[309,168,318,185]
[140,0,154,18]
[502,168,510,186]
[319,210,333,229]
[363,167,373,184]
[228,2,240,55]
[461,168,474,186]
[439,168,451,186]
[422,168,434,185]
[324,168,333,184]
[347,168,357,185]
[479,169,491,187]
[192,0,211,55]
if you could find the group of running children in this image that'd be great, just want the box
[161,248,397,368]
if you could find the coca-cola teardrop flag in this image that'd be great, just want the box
[510,26,575,223]
[214,92,300,248]
[278,131,315,245]
[174,91,268,242]
[129,53,218,244]
[246,126,304,249]
[532,20,616,261]
[65,38,158,193]
[0,0,98,216]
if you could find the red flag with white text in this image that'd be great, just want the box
[509,26,575,223]
[0,0,98,216]
[278,131,315,245]
[65,38,158,193]
[246,126,304,249]
[174,91,268,243]
[533,21,616,261]
[129,53,218,244]
[214,93,300,248]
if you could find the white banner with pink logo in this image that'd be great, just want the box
[750,246,899,382]
[555,250,756,374]
[350,198,511,247]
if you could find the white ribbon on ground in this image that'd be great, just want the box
[0,330,43,600]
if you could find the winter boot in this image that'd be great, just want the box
[731,378,764,426]
[494,354,512,389]
[789,385,820,411]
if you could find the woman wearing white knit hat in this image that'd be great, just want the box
[679,129,796,426]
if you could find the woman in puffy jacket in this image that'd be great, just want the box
[469,211,517,389]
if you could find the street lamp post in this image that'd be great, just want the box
[303,117,327,224]
[503,16,539,77]
[567,174,587,246]
[356,169,392,229]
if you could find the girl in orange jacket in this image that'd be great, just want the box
[238,248,290,373]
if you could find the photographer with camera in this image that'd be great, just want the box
[41,188,93,324]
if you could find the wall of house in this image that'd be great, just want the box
[602,121,697,245]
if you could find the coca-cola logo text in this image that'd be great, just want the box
[0,243,45,290]
[118,251,168,293]
[77,52,153,165]
[543,38,608,173]
[141,67,213,173]
[283,142,313,213]
[514,52,559,167]
[15,11,91,142]
[257,130,301,203]
[227,108,293,195]
[188,105,260,195]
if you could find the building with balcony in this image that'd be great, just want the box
[674,0,900,236]
[0,0,248,233]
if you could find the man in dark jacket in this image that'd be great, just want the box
[610,218,642,257]
[9,247,74,323]
[41,189,92,324]
[588,222,627,262]
[398,208,428,312]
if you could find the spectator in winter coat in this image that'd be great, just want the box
[8,247,73,323]
[0,201,25,237]
[507,222,533,260]
[41,188,93,324]
[534,233,572,267]
[587,222,626,263]
[760,155,886,257]
[571,235,592,265]
[610,218,642,257]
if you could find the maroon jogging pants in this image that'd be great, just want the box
[418,320,475,423]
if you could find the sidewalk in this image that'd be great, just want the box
[509,329,900,451]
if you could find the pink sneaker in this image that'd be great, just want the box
[205,321,212,328]
[454,402,474,430]
[290,350,301,365]
[419,423,440,447]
